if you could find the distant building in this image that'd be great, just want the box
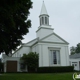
[70,53,80,71]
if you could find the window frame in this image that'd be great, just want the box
[49,47,61,66]
[51,50,60,65]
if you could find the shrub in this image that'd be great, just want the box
[20,52,39,72]
[0,62,4,73]
[37,66,74,73]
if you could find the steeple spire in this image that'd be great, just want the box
[40,1,48,15]
[39,1,49,26]
[36,1,54,39]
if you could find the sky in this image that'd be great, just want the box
[22,0,80,48]
[0,0,80,58]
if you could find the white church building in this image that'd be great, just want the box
[3,2,70,72]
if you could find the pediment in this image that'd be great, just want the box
[40,32,69,44]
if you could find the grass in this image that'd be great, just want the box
[0,72,77,80]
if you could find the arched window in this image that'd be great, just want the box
[45,17,47,25]
[40,18,42,25]
[42,17,44,25]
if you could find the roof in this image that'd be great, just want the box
[12,38,38,55]
[40,1,48,15]
[23,38,38,46]
[40,32,69,44]
[12,46,23,55]
[12,32,69,55]
[69,53,80,59]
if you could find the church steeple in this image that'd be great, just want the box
[36,1,54,39]
[40,1,48,15]
[39,1,49,26]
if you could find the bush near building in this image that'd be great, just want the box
[37,66,74,73]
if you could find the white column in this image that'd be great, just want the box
[77,61,79,71]
[38,44,43,67]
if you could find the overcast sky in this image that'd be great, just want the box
[22,0,80,49]
[0,0,80,57]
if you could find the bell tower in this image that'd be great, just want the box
[36,1,54,39]
[39,1,49,26]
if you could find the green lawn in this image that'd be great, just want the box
[0,73,76,80]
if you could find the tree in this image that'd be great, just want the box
[70,43,80,55]
[76,43,80,53]
[70,46,76,55]
[0,59,1,63]
[0,0,33,55]
[21,52,39,72]
[0,59,3,72]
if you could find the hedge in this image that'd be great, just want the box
[37,66,74,73]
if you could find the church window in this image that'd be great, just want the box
[72,64,74,66]
[50,50,60,65]
[75,64,77,66]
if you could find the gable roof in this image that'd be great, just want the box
[70,53,80,59]
[12,46,23,55]
[23,38,38,46]
[12,32,69,55]
[12,38,38,55]
[39,32,69,44]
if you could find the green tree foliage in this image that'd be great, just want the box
[0,59,4,72]
[70,46,76,55]
[76,43,80,53]
[21,52,39,72]
[0,0,33,55]
[70,43,80,55]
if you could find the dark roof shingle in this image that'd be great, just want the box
[70,53,80,59]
